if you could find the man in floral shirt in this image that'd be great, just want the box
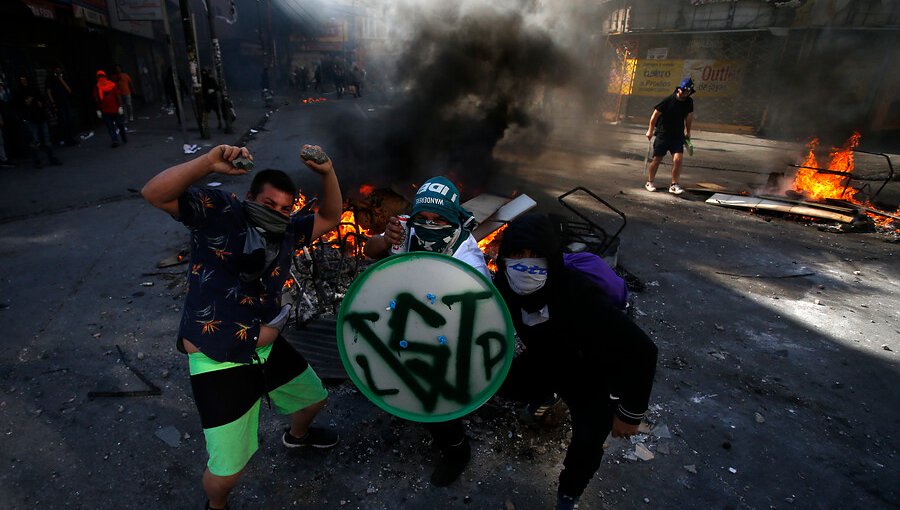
[142,144,342,510]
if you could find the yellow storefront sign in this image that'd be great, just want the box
[632,60,682,96]
[614,59,745,98]
[683,59,744,98]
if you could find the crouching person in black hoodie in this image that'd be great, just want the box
[494,213,658,510]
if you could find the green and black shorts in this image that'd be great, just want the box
[188,336,328,476]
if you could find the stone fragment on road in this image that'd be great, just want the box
[651,423,672,439]
[154,426,182,447]
[684,464,697,474]
[634,443,654,461]
[755,412,766,423]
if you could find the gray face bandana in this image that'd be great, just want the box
[243,200,289,235]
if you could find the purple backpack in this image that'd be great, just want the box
[563,252,629,311]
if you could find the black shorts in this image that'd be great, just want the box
[653,136,684,157]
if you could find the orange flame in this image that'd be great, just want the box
[359,184,375,197]
[283,278,295,289]
[302,97,328,104]
[792,133,860,201]
[792,132,898,229]
[320,209,375,251]
[478,224,508,273]
[292,193,309,214]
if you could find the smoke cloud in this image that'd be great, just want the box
[330,0,606,194]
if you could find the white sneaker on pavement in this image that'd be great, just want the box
[644,182,657,192]
[669,183,684,195]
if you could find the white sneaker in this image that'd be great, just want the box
[644,182,657,192]
[669,183,684,195]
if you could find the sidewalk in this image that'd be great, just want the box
[0,91,272,223]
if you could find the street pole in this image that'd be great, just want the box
[204,0,236,134]
[160,0,189,146]
[178,0,210,139]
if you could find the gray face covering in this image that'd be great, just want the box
[243,200,289,235]
[240,201,289,282]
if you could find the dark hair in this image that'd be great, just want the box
[497,213,562,261]
[248,169,297,199]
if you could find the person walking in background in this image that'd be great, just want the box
[113,64,134,122]
[299,65,309,92]
[15,75,61,168]
[46,66,80,146]
[644,77,695,195]
[201,68,222,130]
[0,111,13,168]
[93,70,127,148]
[0,78,14,167]
[313,63,321,92]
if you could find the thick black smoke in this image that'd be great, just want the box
[338,4,575,194]
[763,29,899,147]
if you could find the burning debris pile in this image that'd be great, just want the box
[283,184,531,325]
[707,132,899,235]
[285,186,378,326]
[790,133,900,230]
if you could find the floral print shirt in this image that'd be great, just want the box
[175,187,314,363]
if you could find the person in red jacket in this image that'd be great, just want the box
[93,70,127,148]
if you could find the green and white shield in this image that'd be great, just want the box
[337,252,515,422]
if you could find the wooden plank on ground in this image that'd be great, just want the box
[706,193,856,223]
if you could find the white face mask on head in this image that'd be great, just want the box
[504,257,549,295]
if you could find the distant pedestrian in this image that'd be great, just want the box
[0,79,13,167]
[46,66,80,146]
[261,67,270,92]
[93,70,127,148]
[494,213,658,510]
[113,64,134,122]
[299,66,308,91]
[349,64,364,98]
[201,68,222,129]
[333,65,345,99]
[0,111,12,167]
[14,76,61,168]
[644,77,695,195]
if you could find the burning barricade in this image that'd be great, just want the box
[706,132,899,234]
[283,184,631,329]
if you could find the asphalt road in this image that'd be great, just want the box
[0,90,897,509]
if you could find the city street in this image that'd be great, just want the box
[1,87,898,510]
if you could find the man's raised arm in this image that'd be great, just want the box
[301,145,343,240]
[141,145,251,217]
